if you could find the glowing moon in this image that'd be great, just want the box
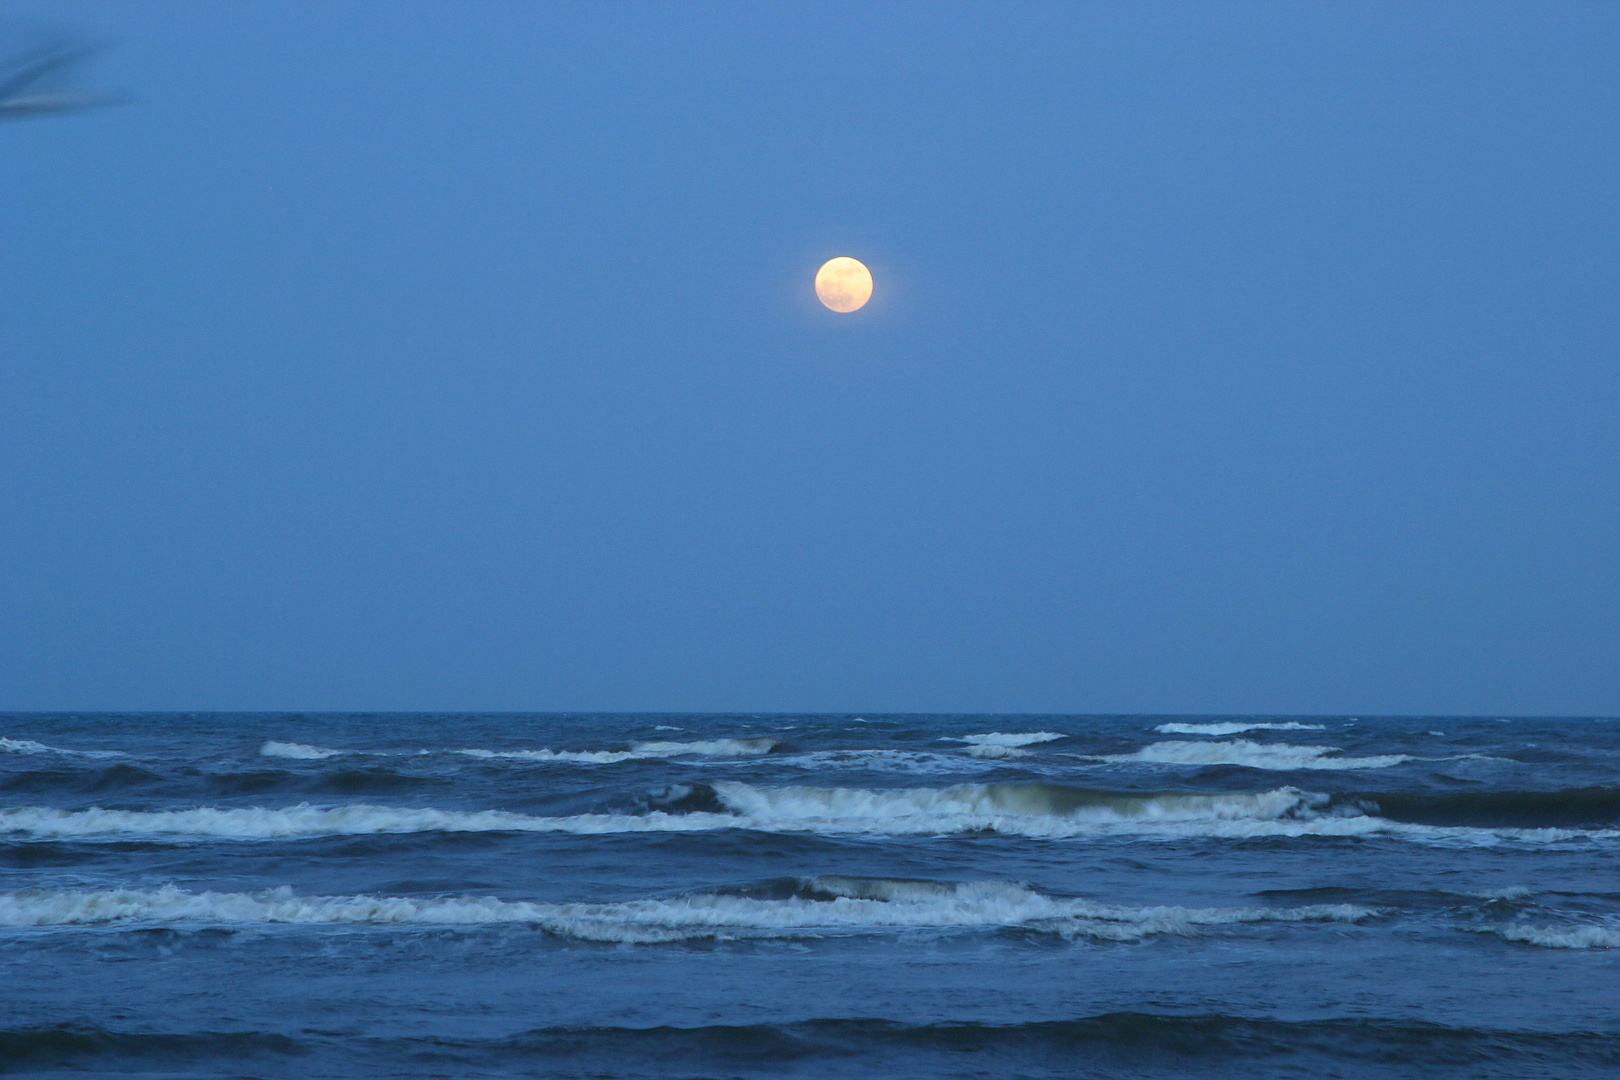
[815,257,873,313]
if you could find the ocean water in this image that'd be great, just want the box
[1,714,1617,1079]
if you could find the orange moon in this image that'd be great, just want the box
[815,257,873,313]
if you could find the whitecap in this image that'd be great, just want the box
[0,738,54,755]
[964,745,1030,759]
[259,741,346,760]
[775,750,994,774]
[0,882,1377,945]
[949,732,1065,748]
[1495,923,1620,949]
[0,737,125,759]
[1101,740,1409,771]
[4,782,1612,847]
[454,738,778,765]
[1154,722,1326,736]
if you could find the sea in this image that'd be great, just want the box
[1,713,1617,1079]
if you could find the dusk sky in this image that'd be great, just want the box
[2,1,1616,714]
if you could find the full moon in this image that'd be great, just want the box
[815,257,873,313]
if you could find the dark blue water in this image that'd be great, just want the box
[2,714,1617,1078]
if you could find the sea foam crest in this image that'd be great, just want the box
[950,732,1066,747]
[6,781,1615,845]
[776,749,993,774]
[0,803,736,840]
[0,881,1375,944]
[707,781,1342,838]
[455,738,779,764]
[942,732,1065,760]
[260,742,346,760]
[1103,740,1409,771]
[1494,923,1620,949]
[0,737,124,759]
[964,744,1031,759]
[1154,722,1327,736]
[256,738,779,764]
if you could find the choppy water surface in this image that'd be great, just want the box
[2,713,1617,1078]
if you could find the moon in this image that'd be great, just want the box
[815,257,873,313]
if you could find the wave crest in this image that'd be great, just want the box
[950,732,1066,747]
[259,742,345,760]
[455,738,779,764]
[6,779,1616,845]
[1,737,124,759]
[1103,740,1409,771]
[1495,923,1620,949]
[1154,722,1326,736]
[0,881,1375,944]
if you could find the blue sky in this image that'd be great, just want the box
[2,2,1616,713]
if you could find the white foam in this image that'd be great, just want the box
[950,732,1066,748]
[1471,886,1537,901]
[964,745,1031,759]
[0,737,124,759]
[0,882,1376,944]
[1495,923,1620,949]
[0,738,53,755]
[454,738,778,765]
[0,803,739,840]
[4,782,1614,847]
[1103,740,1409,771]
[706,783,1620,845]
[708,781,1337,837]
[260,741,346,760]
[1154,722,1326,736]
[776,750,994,774]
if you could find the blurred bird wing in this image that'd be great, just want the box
[0,38,96,103]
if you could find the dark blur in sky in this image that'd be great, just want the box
[2,1,1616,714]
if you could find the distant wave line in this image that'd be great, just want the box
[0,880,1374,943]
[3,782,1617,846]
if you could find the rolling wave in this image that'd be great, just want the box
[455,738,779,764]
[256,738,781,765]
[964,744,1032,759]
[0,803,734,840]
[5,781,1618,844]
[1494,922,1620,949]
[1101,740,1410,770]
[5,1014,1616,1076]
[260,741,345,760]
[1355,787,1620,828]
[1154,722,1326,736]
[774,749,997,773]
[0,737,124,759]
[950,732,1066,747]
[0,879,1373,943]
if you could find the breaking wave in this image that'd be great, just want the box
[1101,740,1409,770]
[1493,922,1620,949]
[774,749,995,774]
[260,742,345,760]
[1359,787,1620,828]
[1154,722,1326,736]
[0,880,1374,944]
[0,737,124,759]
[454,738,780,764]
[256,738,780,765]
[934,732,1065,760]
[964,744,1032,759]
[6,782,1616,845]
[0,803,735,840]
[951,732,1066,747]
